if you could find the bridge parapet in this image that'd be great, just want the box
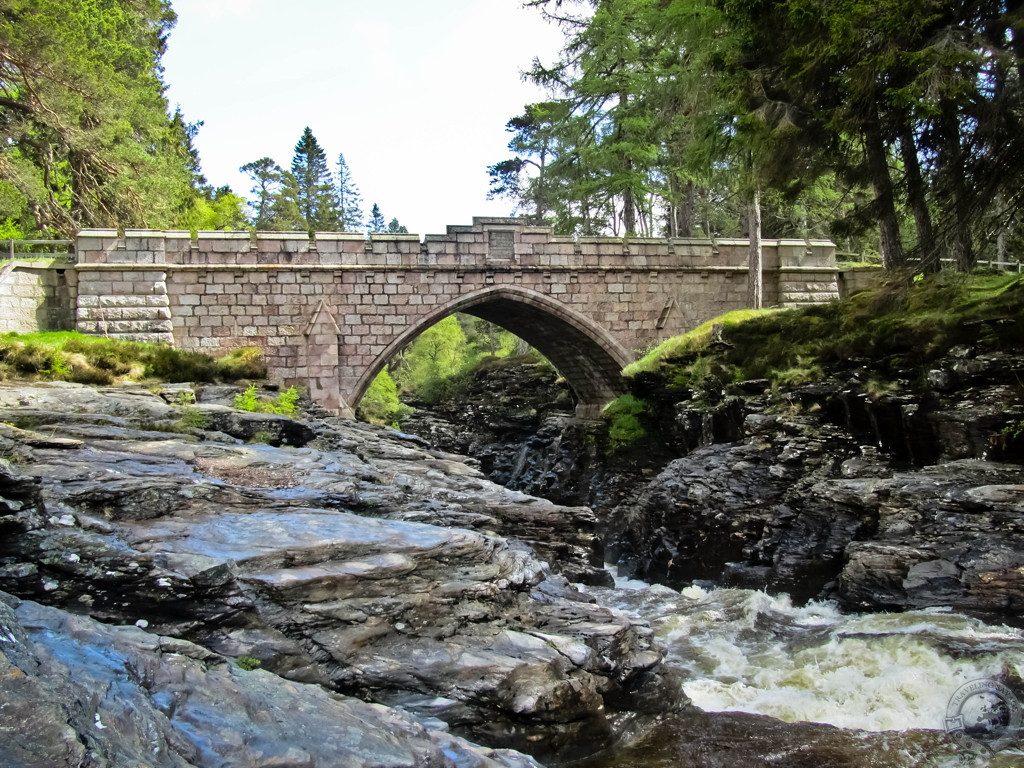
[76,219,836,274]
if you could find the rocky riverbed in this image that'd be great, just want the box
[4,341,1024,766]
[402,349,1024,627]
[0,382,672,765]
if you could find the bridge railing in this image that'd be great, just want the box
[0,239,74,264]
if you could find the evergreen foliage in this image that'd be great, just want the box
[335,153,364,232]
[0,0,233,236]
[240,143,408,234]
[290,127,340,232]
[241,157,285,229]
[493,0,1024,269]
[367,203,387,233]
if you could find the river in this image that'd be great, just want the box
[575,568,1024,767]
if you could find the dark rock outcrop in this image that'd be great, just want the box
[614,412,874,602]
[833,460,1024,618]
[406,348,1024,623]
[610,350,1024,621]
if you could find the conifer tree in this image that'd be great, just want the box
[266,171,305,231]
[335,153,365,232]
[367,203,386,233]
[0,0,197,235]
[240,157,284,229]
[290,127,339,232]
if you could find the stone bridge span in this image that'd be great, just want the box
[73,217,839,416]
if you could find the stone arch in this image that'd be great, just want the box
[351,285,632,417]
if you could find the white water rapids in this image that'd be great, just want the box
[588,568,1024,734]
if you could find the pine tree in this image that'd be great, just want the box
[387,217,409,234]
[266,171,305,231]
[290,127,339,232]
[240,157,284,229]
[0,1,195,235]
[368,203,386,233]
[335,153,365,232]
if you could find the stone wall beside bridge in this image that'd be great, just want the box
[7,218,842,415]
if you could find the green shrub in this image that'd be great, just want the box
[235,655,261,671]
[269,386,300,417]
[603,394,649,450]
[174,406,210,432]
[234,383,303,418]
[357,369,410,426]
[174,390,196,406]
[234,383,263,412]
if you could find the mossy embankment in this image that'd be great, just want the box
[0,331,266,385]
[605,273,1024,451]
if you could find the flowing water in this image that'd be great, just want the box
[578,568,1024,767]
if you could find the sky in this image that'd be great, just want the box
[162,0,567,235]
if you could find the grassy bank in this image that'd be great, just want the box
[0,332,265,385]
[632,273,1023,388]
[605,272,1024,447]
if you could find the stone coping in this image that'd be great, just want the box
[79,229,836,249]
[71,262,839,274]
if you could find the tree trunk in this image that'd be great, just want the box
[668,177,696,238]
[618,91,637,236]
[534,147,548,226]
[622,177,636,235]
[937,100,975,272]
[898,123,938,273]
[747,187,763,309]
[678,180,695,238]
[864,119,905,269]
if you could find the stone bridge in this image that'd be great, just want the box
[69,217,839,416]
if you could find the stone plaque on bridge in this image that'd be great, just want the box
[488,230,515,261]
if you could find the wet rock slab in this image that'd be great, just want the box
[0,592,540,768]
[0,382,666,755]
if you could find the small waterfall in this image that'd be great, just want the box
[700,411,714,446]
[508,442,531,485]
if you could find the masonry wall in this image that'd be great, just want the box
[0,261,77,333]
[838,266,886,298]
[74,218,839,413]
